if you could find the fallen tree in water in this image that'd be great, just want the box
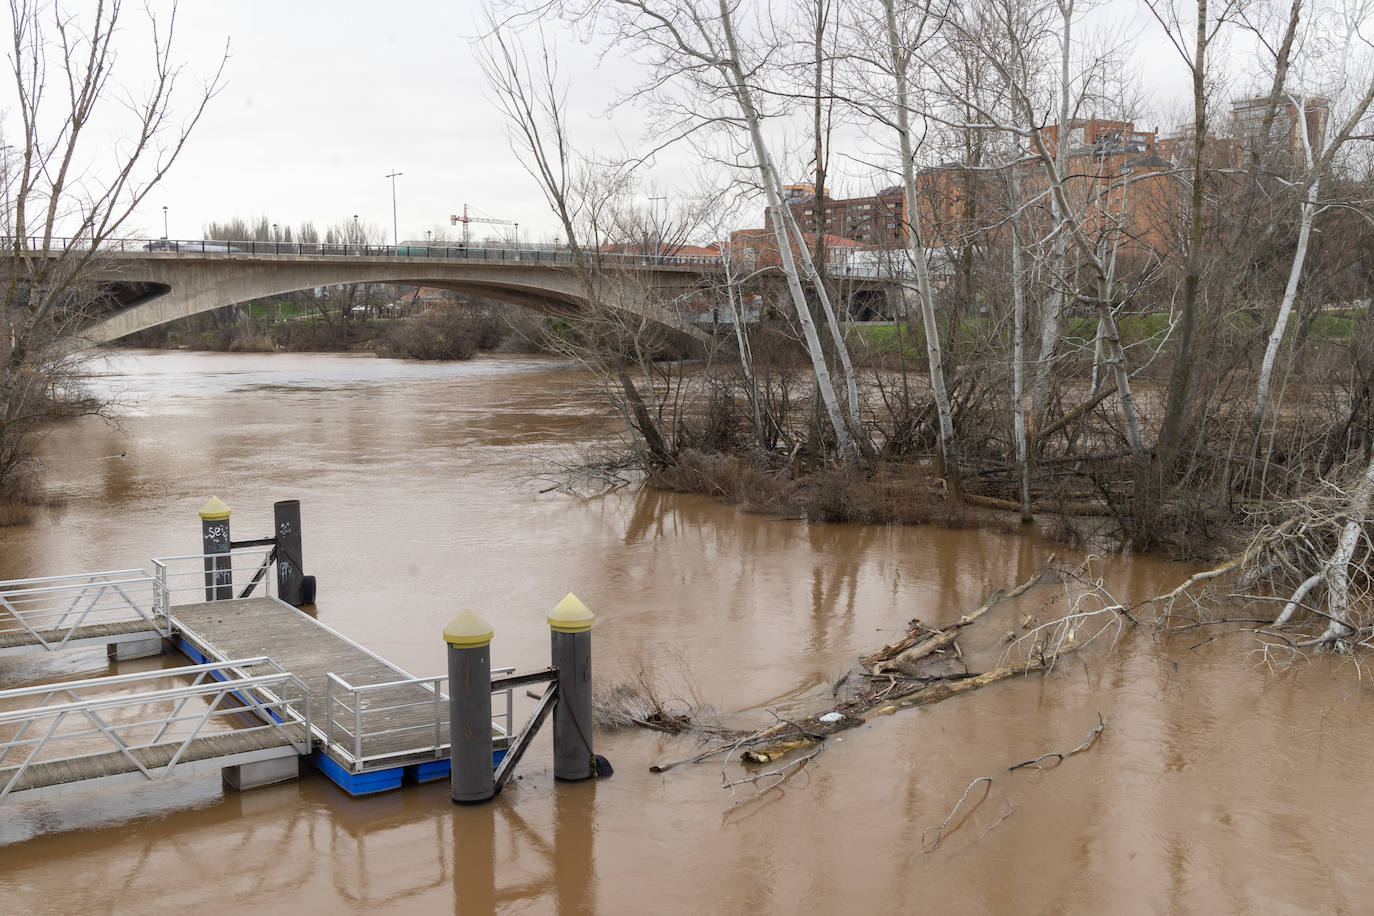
[1152,455,1374,659]
[732,555,1124,764]
[641,554,1142,800]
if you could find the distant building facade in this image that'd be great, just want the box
[1229,94,1329,163]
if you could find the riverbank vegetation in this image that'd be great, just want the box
[116,287,553,359]
[478,0,1374,656]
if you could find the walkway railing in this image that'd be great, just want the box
[151,547,277,613]
[322,667,516,773]
[0,570,166,651]
[0,658,311,800]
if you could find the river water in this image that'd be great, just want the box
[1,350,1371,914]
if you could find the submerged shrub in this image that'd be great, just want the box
[377,308,480,360]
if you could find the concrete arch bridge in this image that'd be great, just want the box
[75,241,727,344]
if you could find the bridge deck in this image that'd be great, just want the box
[171,597,462,773]
[0,728,300,800]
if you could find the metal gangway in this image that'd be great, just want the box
[0,570,168,656]
[0,544,276,658]
[0,658,311,802]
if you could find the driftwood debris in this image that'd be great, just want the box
[921,713,1108,853]
[863,557,1055,676]
[738,557,1091,764]
[645,555,1134,797]
[741,652,1071,763]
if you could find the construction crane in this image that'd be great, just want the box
[450,204,518,246]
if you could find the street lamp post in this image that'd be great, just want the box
[385,170,403,247]
[648,196,667,261]
[0,145,11,238]
[272,223,279,254]
[162,205,169,240]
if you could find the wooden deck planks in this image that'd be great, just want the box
[0,726,300,793]
[171,598,454,769]
[0,619,160,649]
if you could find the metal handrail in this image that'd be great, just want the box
[0,658,311,801]
[322,667,516,773]
[151,548,276,610]
[0,657,274,701]
[0,570,167,650]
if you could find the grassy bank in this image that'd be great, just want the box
[851,307,1371,356]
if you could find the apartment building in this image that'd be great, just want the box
[768,184,909,247]
[1229,94,1330,162]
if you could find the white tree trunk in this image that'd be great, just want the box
[1012,215,1032,522]
[1254,177,1319,428]
[881,0,956,475]
[718,0,856,463]
[1318,453,1374,641]
[1093,300,1145,453]
[781,210,862,425]
[1032,0,1076,426]
[1273,571,1321,627]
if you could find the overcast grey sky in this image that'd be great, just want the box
[121,0,1232,245]
[142,0,648,244]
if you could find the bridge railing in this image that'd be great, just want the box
[7,234,941,280]
[12,234,727,268]
[0,657,311,800]
[0,570,167,651]
[322,667,516,773]
[151,547,278,612]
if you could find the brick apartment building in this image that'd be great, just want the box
[1157,95,1329,166]
[738,99,1325,289]
[761,118,1174,271]
[1227,94,1329,162]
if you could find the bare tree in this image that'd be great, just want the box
[1252,0,1374,429]
[477,14,702,467]
[875,0,960,481]
[1145,0,1245,477]
[945,0,1149,457]
[1,0,223,498]
[518,0,864,464]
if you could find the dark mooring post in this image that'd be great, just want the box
[549,593,595,781]
[446,609,495,804]
[274,500,305,605]
[200,496,233,601]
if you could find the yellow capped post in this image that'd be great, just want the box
[199,496,233,600]
[446,608,496,803]
[444,609,494,648]
[199,495,232,521]
[549,593,598,780]
[548,593,595,633]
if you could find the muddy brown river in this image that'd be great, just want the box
[1,350,1371,914]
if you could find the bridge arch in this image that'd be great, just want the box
[87,252,710,344]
